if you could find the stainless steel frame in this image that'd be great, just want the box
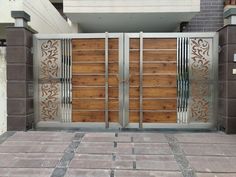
[139,32,143,128]
[105,32,109,128]
[34,32,219,130]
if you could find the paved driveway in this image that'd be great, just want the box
[0,131,236,177]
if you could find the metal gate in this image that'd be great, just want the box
[34,32,218,129]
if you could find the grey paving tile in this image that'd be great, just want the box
[197,173,236,177]
[187,156,236,173]
[0,153,60,168]
[0,168,53,177]
[65,169,110,177]
[181,143,236,156]
[82,136,131,143]
[77,146,115,154]
[1,141,69,146]
[114,170,183,177]
[136,160,179,171]
[116,155,175,161]
[69,159,133,170]
[79,142,114,147]
[73,154,112,161]
[69,159,112,169]
[134,144,172,155]
[132,134,168,143]
[175,133,236,144]
[84,133,115,137]
[7,132,74,142]
[0,145,68,153]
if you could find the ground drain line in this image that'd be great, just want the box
[165,134,197,177]
[51,133,85,177]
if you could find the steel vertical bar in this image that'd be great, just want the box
[118,34,124,126]
[66,39,69,122]
[186,37,190,123]
[105,32,109,128]
[176,38,179,123]
[139,32,143,128]
[179,38,182,124]
[69,39,72,122]
[61,39,64,122]
[184,38,187,123]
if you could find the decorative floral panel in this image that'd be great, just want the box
[189,38,213,122]
[38,40,61,121]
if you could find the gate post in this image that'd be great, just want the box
[6,11,36,131]
[218,24,236,134]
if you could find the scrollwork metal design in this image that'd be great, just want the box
[190,38,211,122]
[39,40,60,121]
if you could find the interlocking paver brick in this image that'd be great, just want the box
[180,143,236,156]
[114,170,183,177]
[136,160,179,171]
[65,169,110,177]
[187,156,236,173]
[0,168,53,177]
[196,173,236,177]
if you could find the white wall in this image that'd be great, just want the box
[0,47,6,135]
[0,0,76,34]
[64,0,200,13]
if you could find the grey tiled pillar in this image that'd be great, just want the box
[6,11,35,131]
[218,25,236,134]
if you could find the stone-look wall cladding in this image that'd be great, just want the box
[0,47,7,134]
[6,27,34,131]
[219,25,236,134]
[186,0,224,32]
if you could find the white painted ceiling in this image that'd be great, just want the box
[66,12,197,32]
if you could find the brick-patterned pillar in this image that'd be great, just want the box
[6,11,35,131]
[218,25,236,134]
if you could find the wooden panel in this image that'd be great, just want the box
[72,111,118,122]
[72,39,118,50]
[72,99,119,110]
[72,87,118,98]
[129,99,176,110]
[72,75,118,86]
[129,87,176,98]
[130,63,176,74]
[129,75,176,87]
[72,50,118,62]
[129,112,177,123]
[72,63,118,74]
[130,38,177,49]
[130,50,176,62]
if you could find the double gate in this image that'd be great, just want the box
[34,32,218,129]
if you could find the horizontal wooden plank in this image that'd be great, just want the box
[72,75,119,86]
[72,63,118,74]
[129,75,176,87]
[129,99,176,110]
[72,87,118,98]
[72,111,118,122]
[129,87,177,98]
[130,50,176,61]
[130,63,176,74]
[72,50,118,62]
[72,99,119,110]
[72,39,118,50]
[129,112,177,123]
[130,38,177,49]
